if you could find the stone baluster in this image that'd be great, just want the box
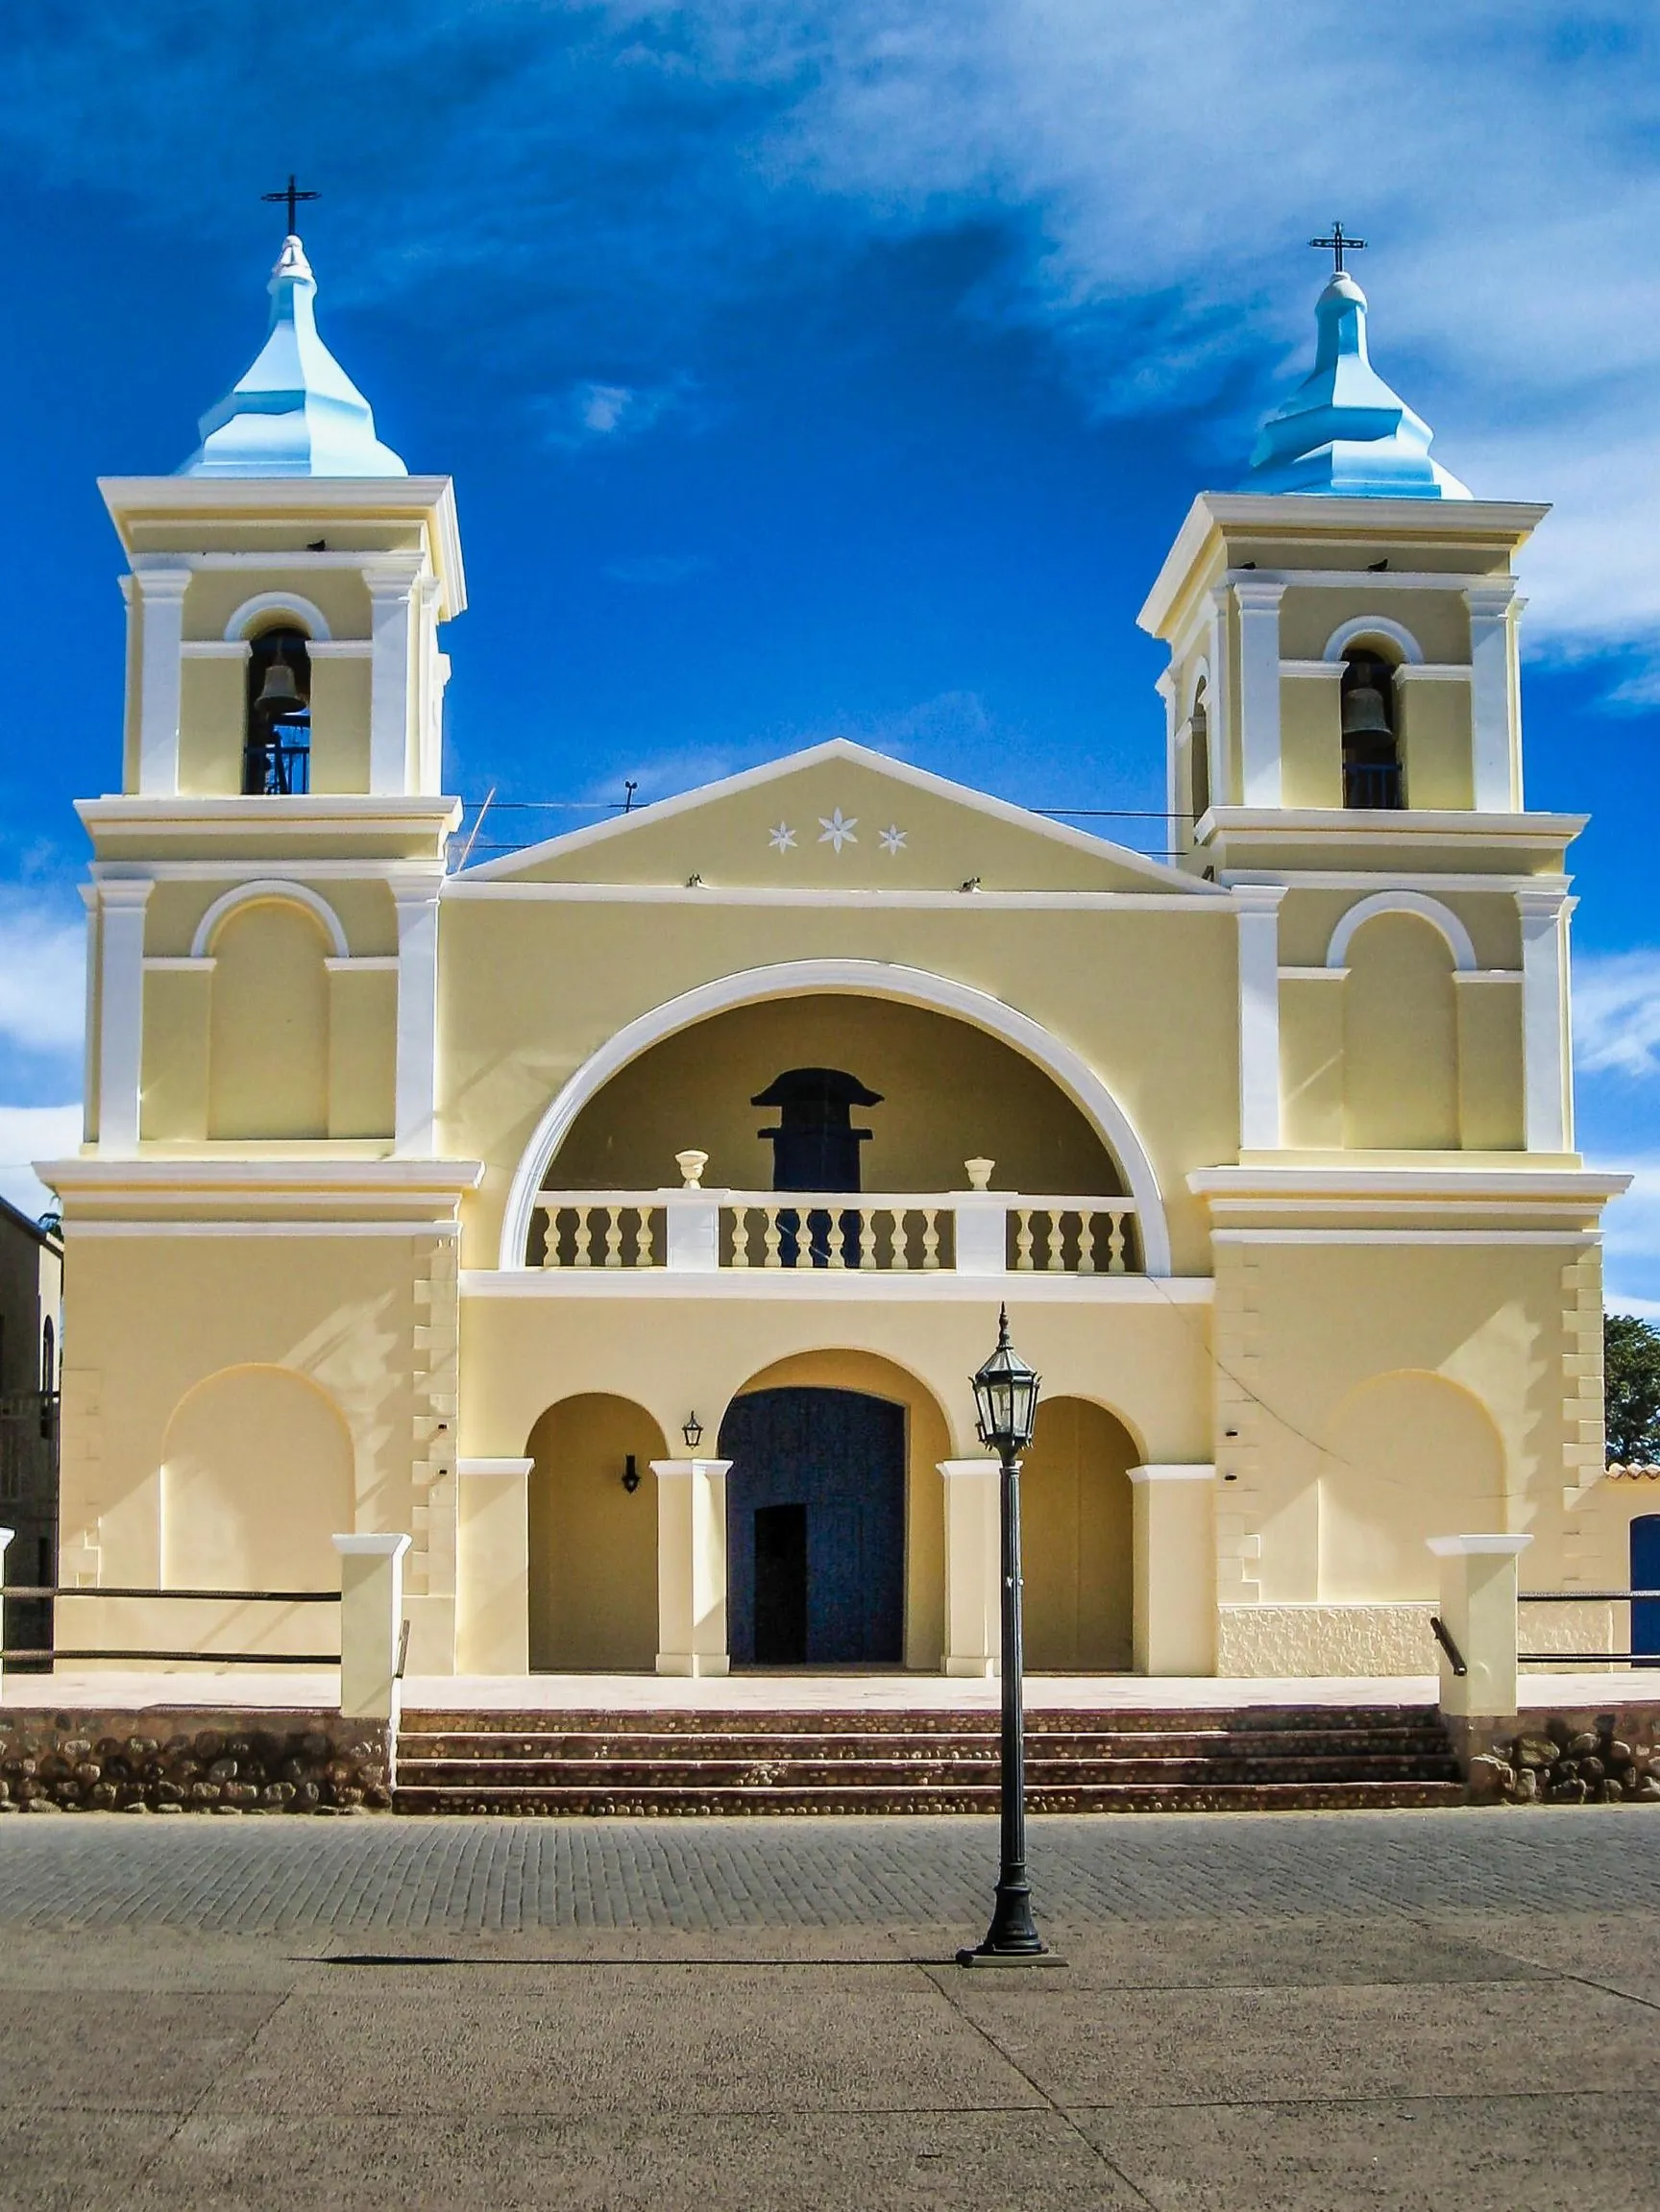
[1045,1211,1065,1272]
[1107,1210,1128,1275]
[729,1206,751,1268]
[891,1211,912,1270]
[1014,1209,1035,1271]
[1076,1211,1096,1276]
[635,1208,655,1267]
[604,1205,624,1268]
[860,1210,879,1270]
[763,1206,783,1269]
[921,1209,941,1271]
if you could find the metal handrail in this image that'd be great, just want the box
[2,1648,339,1665]
[1519,1652,1655,1666]
[1519,1590,1660,1602]
[1428,1615,1467,1676]
[1,1585,339,1603]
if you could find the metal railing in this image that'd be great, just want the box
[1428,1615,1467,1676]
[1517,1588,1660,1667]
[0,1584,340,1666]
[532,1191,1140,1276]
[1343,758,1404,810]
[242,730,311,797]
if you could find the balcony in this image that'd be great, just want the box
[531,1191,1140,1277]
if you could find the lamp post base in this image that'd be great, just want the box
[955,1946,1062,1967]
[958,1871,1047,1965]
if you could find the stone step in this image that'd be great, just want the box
[401,1704,1444,1738]
[397,1727,1451,1763]
[395,1752,1462,1788]
[394,1778,1469,1816]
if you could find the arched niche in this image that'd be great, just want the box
[500,960,1171,1273]
[722,1349,951,1671]
[1342,912,1460,1149]
[207,896,332,1139]
[526,1394,666,1670]
[161,1364,353,1599]
[1321,1371,1506,1602]
[1019,1395,1137,1671]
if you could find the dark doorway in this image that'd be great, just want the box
[753,1504,808,1663]
[722,1387,906,1665]
[1633,1516,1660,1665]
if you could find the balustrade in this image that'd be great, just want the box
[531,1193,1137,1276]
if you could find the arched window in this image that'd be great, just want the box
[1188,689,1210,826]
[1340,650,1403,809]
[243,626,312,795]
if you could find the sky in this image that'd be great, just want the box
[0,2,1656,1301]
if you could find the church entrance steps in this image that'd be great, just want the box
[392,1705,1466,1815]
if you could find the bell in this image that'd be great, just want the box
[1340,680,1391,740]
[255,657,305,716]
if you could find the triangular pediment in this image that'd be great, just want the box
[462,740,1208,895]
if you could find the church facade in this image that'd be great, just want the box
[41,230,1640,1683]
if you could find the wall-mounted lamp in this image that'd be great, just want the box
[682,1412,704,1451]
[622,1453,641,1494]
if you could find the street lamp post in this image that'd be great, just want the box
[959,1302,1045,1964]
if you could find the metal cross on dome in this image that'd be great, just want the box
[262,174,320,234]
[1310,220,1366,275]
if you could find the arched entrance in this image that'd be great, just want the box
[526,1394,666,1669]
[720,1388,906,1665]
[1019,1396,1136,1670]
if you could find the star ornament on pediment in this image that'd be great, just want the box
[767,822,797,852]
[878,824,907,856]
[818,808,858,853]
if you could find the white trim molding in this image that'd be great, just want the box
[497,958,1173,1275]
[1465,581,1520,812]
[1321,615,1426,666]
[189,879,352,961]
[97,879,155,1155]
[222,591,333,643]
[1234,886,1283,1151]
[456,1458,534,1480]
[1128,1463,1216,1483]
[1234,578,1285,806]
[1325,890,1477,972]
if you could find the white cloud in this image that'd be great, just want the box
[0,894,85,1061]
[0,1105,81,1223]
[536,377,695,451]
[1575,949,1660,1080]
[1599,1155,1660,1315]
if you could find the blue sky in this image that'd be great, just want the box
[1,3,1656,1300]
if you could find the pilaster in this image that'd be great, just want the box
[365,553,424,795]
[132,564,192,796]
[393,879,442,1156]
[96,880,154,1155]
[1234,886,1284,1151]
[939,1457,1001,1677]
[650,1458,731,1675]
[1233,577,1286,807]
[1129,1466,1217,1674]
[1517,887,1574,1153]
[1465,581,1519,811]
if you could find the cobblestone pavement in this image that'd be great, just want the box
[2,1811,1658,2208]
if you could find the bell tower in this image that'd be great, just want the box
[1137,234,1580,1161]
[81,210,466,1159]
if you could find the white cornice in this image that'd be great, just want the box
[1189,1167,1627,1199]
[458,1268,1215,1303]
[441,880,1234,912]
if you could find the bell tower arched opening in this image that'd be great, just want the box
[243,624,313,795]
[1340,649,1403,810]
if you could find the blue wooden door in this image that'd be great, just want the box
[720,1388,906,1665]
[1632,1517,1660,1665]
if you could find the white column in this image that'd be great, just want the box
[940,1457,1000,1677]
[1234,887,1284,1153]
[1129,1466,1216,1675]
[1157,668,1179,843]
[393,882,442,1157]
[333,1532,411,1720]
[1517,888,1573,1153]
[132,565,191,796]
[79,885,99,1140]
[96,880,154,1155]
[650,1458,730,1676]
[1205,587,1231,806]
[1465,583,1518,812]
[365,555,424,794]
[1427,1533,1530,1719]
[455,1459,531,1675]
[1233,578,1285,808]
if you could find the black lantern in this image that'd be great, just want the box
[622,1453,641,1495]
[972,1306,1040,1454]
[960,1303,1047,1966]
[682,1412,704,1451]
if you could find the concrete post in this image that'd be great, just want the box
[952,1199,1009,1276]
[650,1459,730,1675]
[455,1460,531,1675]
[1129,1466,1217,1675]
[0,1527,12,1688]
[333,1533,411,1720]
[940,1458,1000,1677]
[1427,1534,1531,1719]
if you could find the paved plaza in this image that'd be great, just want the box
[1,1808,1657,2207]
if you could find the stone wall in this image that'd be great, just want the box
[1452,1707,1660,1806]
[1216,1601,1438,1678]
[0,1708,392,1813]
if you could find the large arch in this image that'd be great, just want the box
[191,879,351,960]
[1326,890,1477,973]
[498,959,1172,1274]
[222,590,333,643]
[1321,615,1426,666]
